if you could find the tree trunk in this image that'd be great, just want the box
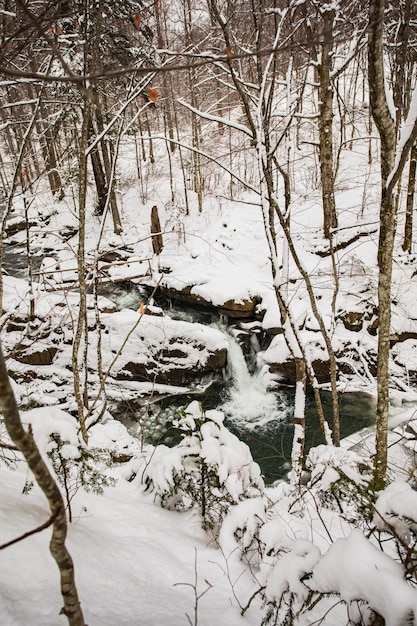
[95,107,123,234]
[290,357,306,486]
[151,205,163,255]
[88,122,108,216]
[28,61,64,199]
[403,144,416,253]
[72,90,90,444]
[318,8,337,238]
[368,0,397,483]
[0,342,86,626]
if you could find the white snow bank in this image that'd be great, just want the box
[310,529,417,626]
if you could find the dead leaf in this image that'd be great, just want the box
[148,88,158,104]
[133,13,141,30]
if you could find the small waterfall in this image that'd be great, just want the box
[226,331,266,394]
[219,327,290,428]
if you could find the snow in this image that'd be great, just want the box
[0,461,260,626]
[261,540,321,604]
[373,482,417,540]
[2,18,417,626]
[310,530,417,626]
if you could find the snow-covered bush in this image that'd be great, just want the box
[218,497,267,566]
[223,445,417,626]
[373,481,417,584]
[305,444,373,524]
[20,407,115,518]
[139,401,264,532]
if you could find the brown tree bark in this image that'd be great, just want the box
[403,144,416,253]
[26,82,64,199]
[368,0,397,483]
[94,106,123,234]
[88,122,108,216]
[0,342,86,625]
[318,7,337,238]
[151,205,163,255]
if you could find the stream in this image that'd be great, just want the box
[112,299,377,484]
[3,246,377,483]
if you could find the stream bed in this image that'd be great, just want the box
[3,247,377,483]
[113,383,376,484]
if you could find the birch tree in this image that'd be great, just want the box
[0,341,86,626]
[200,0,336,449]
[368,0,417,482]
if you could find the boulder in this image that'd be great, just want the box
[117,344,227,386]
[105,309,229,386]
[268,358,331,385]
[15,345,58,366]
[159,286,259,319]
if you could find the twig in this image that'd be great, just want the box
[0,508,59,550]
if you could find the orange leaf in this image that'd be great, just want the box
[225,45,233,58]
[148,88,158,104]
[133,13,141,30]
[55,23,63,35]
[139,301,145,315]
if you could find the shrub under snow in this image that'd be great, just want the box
[137,401,264,532]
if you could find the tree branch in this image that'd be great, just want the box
[0,509,59,550]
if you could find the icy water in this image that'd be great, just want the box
[120,326,376,484]
[121,382,375,485]
[116,304,377,484]
[3,252,376,483]
[219,329,376,482]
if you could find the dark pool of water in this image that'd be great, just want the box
[225,389,376,483]
[117,383,376,485]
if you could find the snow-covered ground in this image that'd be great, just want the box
[2,117,417,624]
[0,453,261,626]
[2,402,417,626]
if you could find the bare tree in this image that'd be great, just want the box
[0,342,86,626]
[368,0,417,482]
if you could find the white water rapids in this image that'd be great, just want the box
[219,328,292,429]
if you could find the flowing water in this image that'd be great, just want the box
[117,320,376,484]
[214,328,375,482]
[2,251,377,483]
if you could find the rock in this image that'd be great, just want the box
[342,311,364,332]
[15,345,58,366]
[107,310,229,387]
[218,297,259,319]
[159,286,259,320]
[59,225,78,241]
[268,358,331,384]
[6,219,36,237]
[117,343,227,386]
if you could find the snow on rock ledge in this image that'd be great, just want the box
[102,310,229,386]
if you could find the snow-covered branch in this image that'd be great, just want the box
[138,133,260,195]
[387,84,417,193]
[177,99,253,138]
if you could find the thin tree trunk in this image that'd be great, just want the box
[290,357,306,486]
[95,107,122,234]
[318,8,337,238]
[72,90,90,444]
[403,144,416,253]
[28,60,64,199]
[0,342,86,626]
[88,122,108,216]
[368,0,397,483]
